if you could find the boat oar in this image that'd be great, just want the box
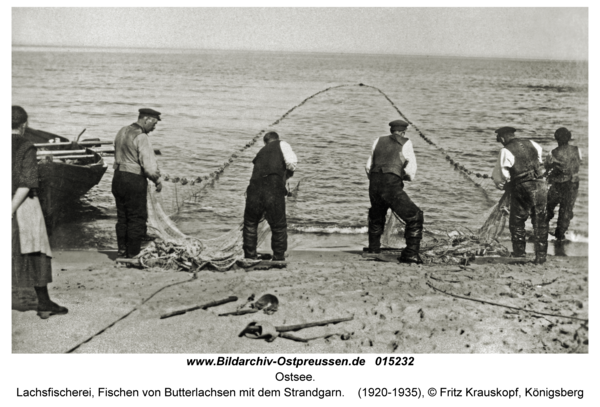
[37,149,87,156]
[89,146,162,155]
[74,128,86,143]
[160,296,239,319]
[39,154,96,160]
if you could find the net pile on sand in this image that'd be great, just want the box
[381,191,511,265]
[136,84,510,270]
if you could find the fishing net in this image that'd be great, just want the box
[136,83,510,270]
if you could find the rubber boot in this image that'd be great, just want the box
[533,242,548,264]
[35,286,68,319]
[366,214,384,254]
[242,220,258,259]
[365,233,382,254]
[117,239,127,258]
[398,238,423,264]
[510,241,526,258]
[126,238,142,258]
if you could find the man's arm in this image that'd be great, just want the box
[365,138,379,177]
[530,140,543,163]
[279,141,297,172]
[135,133,162,191]
[492,148,514,190]
[401,139,417,181]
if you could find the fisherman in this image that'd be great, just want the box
[365,119,424,264]
[112,108,163,258]
[492,127,549,264]
[243,131,297,261]
[544,127,583,241]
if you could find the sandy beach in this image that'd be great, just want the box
[12,250,588,354]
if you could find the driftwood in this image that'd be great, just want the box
[218,309,259,317]
[160,296,238,319]
[279,332,345,343]
[239,316,354,338]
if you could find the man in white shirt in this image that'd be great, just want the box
[365,120,423,264]
[112,108,163,258]
[492,126,549,264]
[243,131,297,262]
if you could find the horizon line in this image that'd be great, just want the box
[11,43,589,63]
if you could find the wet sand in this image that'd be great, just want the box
[12,250,588,354]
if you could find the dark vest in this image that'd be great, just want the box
[250,140,286,181]
[548,144,580,183]
[370,135,407,177]
[504,138,541,184]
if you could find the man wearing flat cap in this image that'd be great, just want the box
[112,108,163,258]
[544,127,583,242]
[492,126,549,264]
[365,119,424,264]
[243,131,297,262]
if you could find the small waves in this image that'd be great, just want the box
[289,225,368,234]
[549,232,588,243]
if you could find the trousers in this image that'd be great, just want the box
[509,180,549,254]
[546,181,579,238]
[112,170,148,257]
[242,175,287,259]
[368,173,423,250]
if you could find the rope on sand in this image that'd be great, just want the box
[426,280,588,322]
[65,275,197,353]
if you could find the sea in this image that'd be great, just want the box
[11,46,589,254]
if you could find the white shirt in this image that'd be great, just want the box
[492,140,543,190]
[279,141,298,172]
[365,136,417,181]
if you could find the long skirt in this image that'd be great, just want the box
[12,217,52,287]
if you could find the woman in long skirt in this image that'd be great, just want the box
[12,105,67,319]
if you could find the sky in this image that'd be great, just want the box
[11,7,588,60]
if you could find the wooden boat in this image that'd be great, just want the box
[23,127,108,231]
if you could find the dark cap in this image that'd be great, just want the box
[139,108,162,121]
[389,119,408,130]
[495,126,516,136]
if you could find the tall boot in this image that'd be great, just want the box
[242,220,258,259]
[366,215,384,253]
[533,241,548,265]
[534,223,549,265]
[126,238,142,258]
[509,222,527,257]
[399,237,423,264]
[554,227,566,241]
[399,210,424,264]
[511,241,526,258]
[34,285,68,319]
[117,238,127,258]
[366,233,382,254]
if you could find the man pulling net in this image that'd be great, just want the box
[364,120,424,264]
[491,126,549,264]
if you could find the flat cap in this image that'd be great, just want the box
[389,119,409,129]
[139,108,162,121]
[495,126,516,135]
